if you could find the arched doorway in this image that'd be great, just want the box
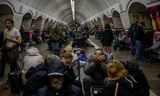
[21,13,32,32]
[103,15,108,24]
[44,18,49,29]
[0,4,13,31]
[112,11,123,29]
[34,16,42,30]
[103,15,114,28]
[21,13,32,42]
[128,2,151,29]
[97,17,103,28]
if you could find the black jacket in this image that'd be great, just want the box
[97,76,138,96]
[23,60,63,96]
[37,84,81,96]
[23,64,49,96]
[37,61,81,96]
[84,62,107,82]
[134,26,145,41]
[101,29,113,46]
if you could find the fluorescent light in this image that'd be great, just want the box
[70,0,75,20]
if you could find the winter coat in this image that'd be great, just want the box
[97,76,139,96]
[22,47,44,74]
[97,61,150,96]
[84,62,107,82]
[23,60,62,96]
[23,64,49,96]
[134,26,145,41]
[37,60,81,96]
[37,84,81,96]
[101,29,113,46]
[64,65,76,85]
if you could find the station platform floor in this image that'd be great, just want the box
[0,36,160,96]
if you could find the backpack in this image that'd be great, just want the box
[125,61,150,96]
[79,54,87,61]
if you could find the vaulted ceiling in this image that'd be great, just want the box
[16,0,121,24]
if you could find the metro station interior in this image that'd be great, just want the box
[0,0,160,96]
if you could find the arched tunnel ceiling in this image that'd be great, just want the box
[17,0,121,24]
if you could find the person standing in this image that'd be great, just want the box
[101,24,114,55]
[128,21,138,55]
[134,22,145,60]
[1,18,21,76]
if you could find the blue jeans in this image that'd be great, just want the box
[135,40,142,59]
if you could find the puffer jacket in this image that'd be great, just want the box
[22,47,44,74]
[97,76,140,96]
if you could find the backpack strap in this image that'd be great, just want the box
[114,82,119,96]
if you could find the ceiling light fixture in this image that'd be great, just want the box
[70,0,75,20]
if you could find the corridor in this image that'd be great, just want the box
[0,36,160,96]
[0,0,160,96]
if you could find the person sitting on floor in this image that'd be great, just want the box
[37,62,81,96]
[96,60,149,96]
[22,47,44,75]
[83,49,107,96]
[23,53,61,96]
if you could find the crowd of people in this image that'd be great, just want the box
[0,18,155,96]
[128,21,160,62]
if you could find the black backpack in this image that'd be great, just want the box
[125,61,150,96]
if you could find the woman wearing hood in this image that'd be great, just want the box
[22,47,44,75]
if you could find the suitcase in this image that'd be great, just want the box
[8,67,24,94]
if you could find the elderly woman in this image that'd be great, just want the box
[22,47,44,75]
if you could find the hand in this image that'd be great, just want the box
[4,34,14,42]
[98,55,105,61]
[4,34,11,40]
[95,54,104,63]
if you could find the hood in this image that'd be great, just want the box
[26,47,40,56]
[44,54,61,66]
[48,61,65,76]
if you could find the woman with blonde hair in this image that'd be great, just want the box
[107,60,128,81]
[64,45,79,62]
[96,60,138,96]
